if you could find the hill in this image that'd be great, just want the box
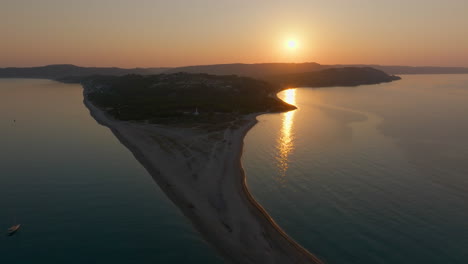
[1,63,467,80]
[164,62,324,78]
[82,73,294,125]
[267,67,401,87]
[165,63,468,77]
[0,64,168,79]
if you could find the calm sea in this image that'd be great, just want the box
[0,79,222,263]
[243,74,468,264]
[2,76,467,264]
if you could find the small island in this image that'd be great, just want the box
[74,67,399,263]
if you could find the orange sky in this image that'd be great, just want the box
[1,0,467,68]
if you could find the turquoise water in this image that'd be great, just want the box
[0,79,222,264]
[243,75,468,263]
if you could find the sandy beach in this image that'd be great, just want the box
[83,88,324,264]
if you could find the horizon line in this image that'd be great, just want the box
[2,62,468,70]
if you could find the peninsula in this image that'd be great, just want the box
[73,68,399,263]
[82,73,321,263]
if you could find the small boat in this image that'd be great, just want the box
[7,224,21,236]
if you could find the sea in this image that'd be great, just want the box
[244,74,468,264]
[1,75,467,263]
[0,79,222,263]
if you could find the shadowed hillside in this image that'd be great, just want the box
[78,67,400,126]
[82,73,295,125]
[165,63,468,77]
[267,67,401,87]
[0,64,168,79]
[164,62,325,78]
[1,63,467,80]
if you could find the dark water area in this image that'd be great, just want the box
[0,79,222,264]
[244,75,468,264]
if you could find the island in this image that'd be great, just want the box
[66,67,399,263]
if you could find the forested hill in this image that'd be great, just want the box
[266,67,401,87]
[82,73,295,125]
[79,67,400,125]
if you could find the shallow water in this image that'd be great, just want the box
[243,75,468,264]
[0,79,222,264]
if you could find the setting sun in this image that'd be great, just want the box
[286,39,298,50]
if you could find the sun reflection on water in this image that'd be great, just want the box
[276,89,297,180]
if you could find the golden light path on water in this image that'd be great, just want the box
[276,88,297,180]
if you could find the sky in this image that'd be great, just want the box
[1,0,467,68]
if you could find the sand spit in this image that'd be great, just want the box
[83,90,324,264]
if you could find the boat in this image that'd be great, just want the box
[7,224,21,236]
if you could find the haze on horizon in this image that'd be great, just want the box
[1,0,467,68]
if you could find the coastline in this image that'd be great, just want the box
[236,120,325,264]
[83,89,324,263]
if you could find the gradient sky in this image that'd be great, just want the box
[1,0,467,68]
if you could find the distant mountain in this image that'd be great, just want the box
[266,67,401,87]
[164,64,401,87]
[164,62,325,78]
[1,63,467,81]
[351,65,468,75]
[166,63,468,77]
[0,64,168,79]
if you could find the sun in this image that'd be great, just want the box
[286,39,298,50]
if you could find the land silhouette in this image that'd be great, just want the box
[1,62,466,80]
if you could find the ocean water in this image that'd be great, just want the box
[2,76,467,264]
[0,79,222,264]
[243,75,468,264]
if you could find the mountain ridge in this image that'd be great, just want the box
[1,62,467,80]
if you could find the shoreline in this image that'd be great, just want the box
[235,117,325,264]
[83,89,324,263]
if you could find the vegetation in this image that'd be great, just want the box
[266,67,401,87]
[83,73,295,124]
[80,67,401,125]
